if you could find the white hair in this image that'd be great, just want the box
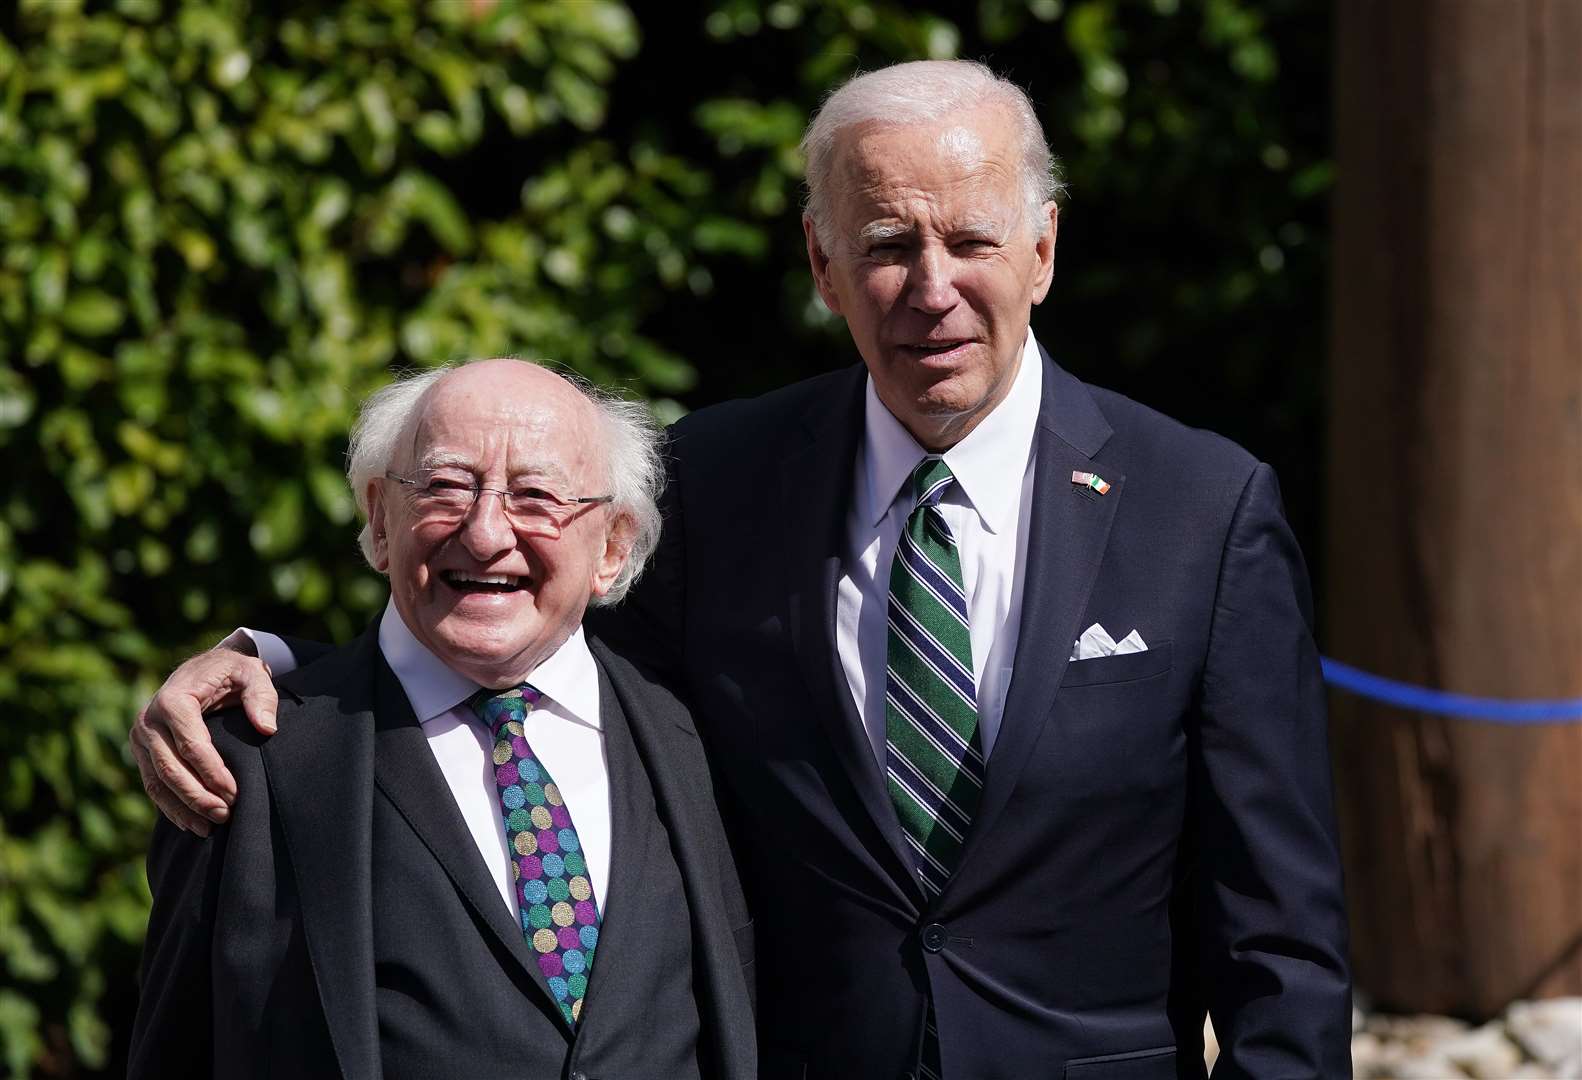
[800,60,1065,250]
[347,366,450,564]
[344,360,665,606]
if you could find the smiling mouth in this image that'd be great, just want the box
[899,340,972,357]
[441,570,527,594]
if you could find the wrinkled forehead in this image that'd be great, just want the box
[932,123,990,167]
[402,373,604,483]
[832,110,1021,213]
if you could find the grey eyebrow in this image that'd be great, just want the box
[416,450,474,472]
[858,221,913,244]
[415,452,572,488]
[855,221,1008,246]
[953,221,1007,241]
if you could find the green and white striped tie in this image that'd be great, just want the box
[884,456,984,897]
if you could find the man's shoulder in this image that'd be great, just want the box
[204,631,378,777]
[670,364,863,450]
[203,636,366,743]
[272,630,379,705]
[1078,377,1263,492]
[587,634,694,728]
[203,705,275,764]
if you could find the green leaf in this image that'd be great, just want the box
[0,991,43,1078]
[107,462,155,516]
[250,483,305,558]
[29,249,68,313]
[308,463,356,525]
[0,376,36,432]
[693,216,769,259]
[68,1000,112,1068]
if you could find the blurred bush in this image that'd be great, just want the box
[0,0,1325,1074]
[0,0,735,1072]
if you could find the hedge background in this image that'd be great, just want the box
[0,0,1326,1074]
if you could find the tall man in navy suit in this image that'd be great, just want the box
[132,61,1350,1077]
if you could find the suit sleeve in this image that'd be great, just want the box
[1194,463,1352,1076]
[127,816,225,1079]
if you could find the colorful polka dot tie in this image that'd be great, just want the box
[469,685,601,1028]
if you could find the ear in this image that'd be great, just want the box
[366,478,392,572]
[588,511,635,599]
[803,213,845,317]
[1029,201,1059,306]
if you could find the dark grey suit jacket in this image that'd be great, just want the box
[129,626,756,1079]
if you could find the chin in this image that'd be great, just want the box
[434,627,534,669]
[912,382,988,420]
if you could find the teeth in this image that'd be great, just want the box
[445,572,520,587]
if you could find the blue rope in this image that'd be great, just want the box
[1321,658,1582,723]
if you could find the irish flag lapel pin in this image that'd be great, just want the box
[1071,470,1111,496]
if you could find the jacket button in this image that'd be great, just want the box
[920,922,948,952]
[569,1072,588,1080]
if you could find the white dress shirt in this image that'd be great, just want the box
[239,604,612,919]
[836,330,1042,764]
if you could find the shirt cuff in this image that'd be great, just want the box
[216,628,299,676]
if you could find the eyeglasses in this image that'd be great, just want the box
[384,471,614,537]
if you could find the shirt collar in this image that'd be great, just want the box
[377,600,602,730]
[860,330,1044,534]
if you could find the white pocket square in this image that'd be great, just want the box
[1069,622,1148,661]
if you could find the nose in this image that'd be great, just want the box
[457,490,518,561]
[906,244,960,314]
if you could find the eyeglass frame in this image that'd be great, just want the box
[382,470,615,531]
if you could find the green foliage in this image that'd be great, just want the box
[1,0,1327,1074]
[0,1,729,1073]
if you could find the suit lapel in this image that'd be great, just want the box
[952,353,1123,881]
[575,661,655,1021]
[367,656,569,1031]
[592,641,756,1080]
[262,631,382,1080]
[779,366,922,902]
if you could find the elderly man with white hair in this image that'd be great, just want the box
[129,359,757,1080]
[133,61,1350,1078]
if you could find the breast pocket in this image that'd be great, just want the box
[1061,641,1173,687]
[1051,642,1181,799]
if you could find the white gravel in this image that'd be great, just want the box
[1201,997,1582,1078]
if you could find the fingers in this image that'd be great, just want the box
[135,646,279,827]
[146,676,240,811]
[130,710,216,837]
[237,667,279,736]
[164,699,239,810]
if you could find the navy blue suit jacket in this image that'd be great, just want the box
[591,349,1351,1078]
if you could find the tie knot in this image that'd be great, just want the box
[467,684,543,730]
[910,456,955,510]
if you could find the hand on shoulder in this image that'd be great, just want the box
[128,643,281,835]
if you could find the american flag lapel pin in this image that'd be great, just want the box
[1071,470,1111,496]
